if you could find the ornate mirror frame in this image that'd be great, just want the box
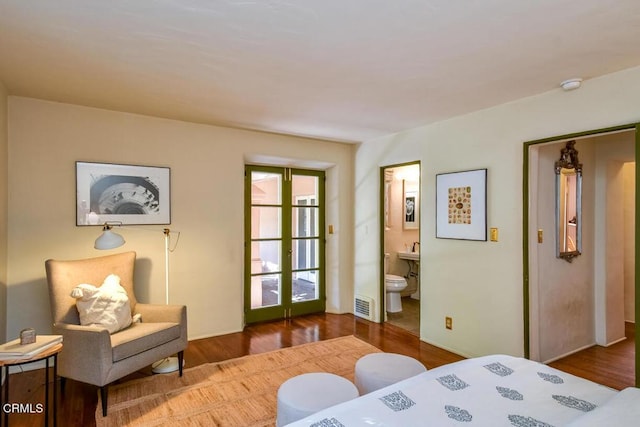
[555,140,583,262]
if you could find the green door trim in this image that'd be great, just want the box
[244,165,326,324]
[522,122,639,387]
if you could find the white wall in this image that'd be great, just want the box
[594,133,635,346]
[6,97,355,341]
[0,81,7,344]
[356,66,640,358]
[532,140,595,363]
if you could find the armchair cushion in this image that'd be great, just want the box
[71,274,132,333]
[111,322,181,362]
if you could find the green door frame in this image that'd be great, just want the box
[522,122,640,386]
[378,160,421,322]
[244,165,326,324]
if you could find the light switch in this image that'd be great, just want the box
[328,224,334,234]
[538,229,543,243]
[490,227,498,242]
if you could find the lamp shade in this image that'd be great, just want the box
[94,228,126,250]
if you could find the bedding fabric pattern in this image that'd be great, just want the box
[287,355,620,427]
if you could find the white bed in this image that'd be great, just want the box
[286,354,640,426]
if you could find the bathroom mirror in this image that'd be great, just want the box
[555,140,582,262]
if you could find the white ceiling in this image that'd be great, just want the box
[1,1,640,143]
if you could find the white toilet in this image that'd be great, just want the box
[385,274,408,313]
[384,253,408,313]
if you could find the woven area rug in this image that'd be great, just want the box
[95,336,381,426]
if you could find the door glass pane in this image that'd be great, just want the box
[292,175,318,205]
[251,207,281,239]
[293,271,319,302]
[251,273,281,308]
[251,240,282,273]
[252,172,281,205]
[292,206,318,238]
[292,238,319,270]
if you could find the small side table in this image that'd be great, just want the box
[0,343,62,427]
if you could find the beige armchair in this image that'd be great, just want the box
[45,251,187,416]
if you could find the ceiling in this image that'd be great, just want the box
[1,0,640,143]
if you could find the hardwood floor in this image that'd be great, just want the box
[548,321,636,391]
[4,314,635,426]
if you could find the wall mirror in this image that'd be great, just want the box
[555,140,582,262]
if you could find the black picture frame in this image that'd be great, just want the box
[76,161,171,226]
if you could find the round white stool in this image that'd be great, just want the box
[354,353,427,394]
[276,372,359,427]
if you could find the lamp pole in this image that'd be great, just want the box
[152,227,181,374]
[95,223,182,374]
[164,228,170,305]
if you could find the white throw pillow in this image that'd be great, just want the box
[70,274,133,333]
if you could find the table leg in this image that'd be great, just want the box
[1,366,5,427]
[0,367,3,427]
[44,357,50,427]
[53,355,57,427]
[3,366,8,427]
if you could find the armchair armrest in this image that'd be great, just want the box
[135,304,186,324]
[52,322,114,386]
[135,304,188,349]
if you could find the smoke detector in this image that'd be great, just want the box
[560,78,583,91]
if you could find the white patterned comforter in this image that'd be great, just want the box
[286,354,639,427]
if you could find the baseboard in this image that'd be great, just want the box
[188,328,244,341]
[419,337,475,359]
[603,336,627,347]
[543,342,596,364]
[0,359,49,385]
[9,360,48,374]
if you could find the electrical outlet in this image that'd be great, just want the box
[445,316,453,330]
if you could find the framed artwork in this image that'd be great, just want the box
[403,180,419,230]
[436,168,487,240]
[76,161,171,226]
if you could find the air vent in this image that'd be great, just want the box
[354,295,374,320]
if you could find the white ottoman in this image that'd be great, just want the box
[276,372,359,427]
[354,352,427,394]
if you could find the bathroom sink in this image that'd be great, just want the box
[398,251,420,261]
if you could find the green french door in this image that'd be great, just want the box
[244,165,325,324]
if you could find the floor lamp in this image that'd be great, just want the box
[94,222,182,374]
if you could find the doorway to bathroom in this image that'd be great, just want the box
[380,162,421,336]
[244,165,326,324]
